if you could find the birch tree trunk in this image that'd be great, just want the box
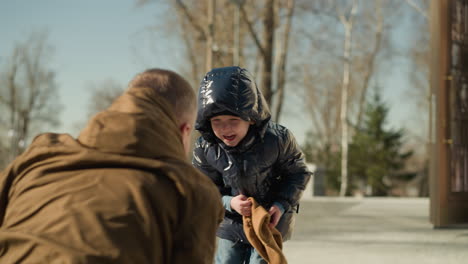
[339,1,358,197]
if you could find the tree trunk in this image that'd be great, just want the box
[261,0,275,106]
[339,1,358,197]
[206,0,216,72]
[356,0,383,128]
[274,0,295,123]
[233,0,241,66]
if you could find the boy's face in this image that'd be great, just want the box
[210,115,252,147]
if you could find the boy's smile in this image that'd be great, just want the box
[210,115,253,147]
[223,135,236,141]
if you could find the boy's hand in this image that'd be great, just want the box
[268,205,282,228]
[230,194,252,216]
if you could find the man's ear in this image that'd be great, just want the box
[179,122,192,155]
[179,122,191,137]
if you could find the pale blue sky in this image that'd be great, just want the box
[0,0,420,146]
[0,0,181,133]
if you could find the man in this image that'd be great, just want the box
[0,69,224,263]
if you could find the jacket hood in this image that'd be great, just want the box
[195,66,271,143]
[77,85,185,160]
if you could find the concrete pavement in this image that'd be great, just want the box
[283,197,468,264]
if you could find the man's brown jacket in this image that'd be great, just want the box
[0,85,224,263]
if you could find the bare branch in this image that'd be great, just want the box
[404,0,428,19]
[303,66,327,139]
[240,4,266,57]
[0,31,60,160]
[174,0,207,41]
[181,22,201,85]
[298,0,340,22]
[356,0,384,128]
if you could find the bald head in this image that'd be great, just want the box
[128,68,196,124]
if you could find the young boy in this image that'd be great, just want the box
[193,66,311,264]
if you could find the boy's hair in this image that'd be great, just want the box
[128,68,196,123]
[209,110,241,120]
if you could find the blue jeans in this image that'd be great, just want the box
[215,238,267,264]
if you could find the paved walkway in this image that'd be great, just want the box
[283,197,468,264]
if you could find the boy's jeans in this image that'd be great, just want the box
[215,238,267,264]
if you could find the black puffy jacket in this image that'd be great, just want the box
[193,66,311,243]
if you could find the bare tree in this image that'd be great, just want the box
[136,0,297,120]
[404,0,428,19]
[403,0,430,146]
[206,0,216,71]
[403,0,430,196]
[273,0,295,123]
[86,79,125,118]
[355,0,384,128]
[338,0,358,197]
[0,31,61,164]
[297,0,404,195]
[239,0,295,117]
[69,79,125,137]
[260,0,275,105]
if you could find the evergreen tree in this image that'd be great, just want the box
[349,92,413,196]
